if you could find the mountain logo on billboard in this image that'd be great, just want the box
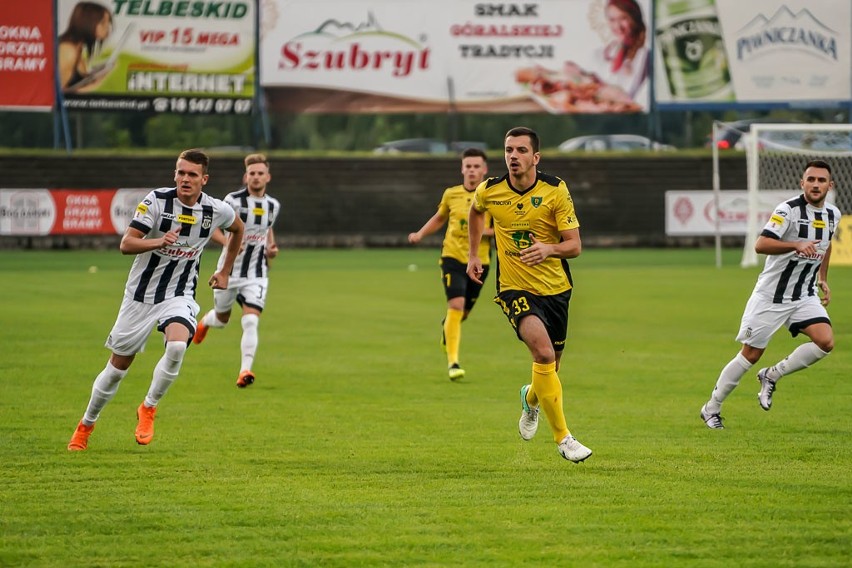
[734,6,838,61]
[279,12,431,78]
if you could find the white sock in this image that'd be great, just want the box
[706,353,753,414]
[765,343,829,383]
[144,341,186,408]
[202,310,227,328]
[82,362,128,424]
[240,314,259,371]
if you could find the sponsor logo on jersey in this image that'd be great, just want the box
[813,220,826,229]
[770,214,785,225]
[136,203,148,214]
[178,214,197,225]
[489,200,511,205]
[511,221,530,229]
[252,207,264,216]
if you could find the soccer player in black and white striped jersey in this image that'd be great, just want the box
[193,153,280,388]
[68,149,245,451]
[701,160,841,429]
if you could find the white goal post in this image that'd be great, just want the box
[740,123,852,267]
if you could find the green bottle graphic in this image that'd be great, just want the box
[656,0,734,100]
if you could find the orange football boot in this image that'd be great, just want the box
[236,370,255,388]
[192,318,208,345]
[68,421,95,451]
[135,403,157,445]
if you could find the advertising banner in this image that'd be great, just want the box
[0,0,54,111]
[665,189,798,236]
[56,0,255,114]
[260,0,652,114]
[654,0,852,107]
[0,188,148,235]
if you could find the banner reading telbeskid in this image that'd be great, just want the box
[56,0,255,114]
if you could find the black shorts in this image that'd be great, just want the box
[494,289,572,351]
[440,257,489,312]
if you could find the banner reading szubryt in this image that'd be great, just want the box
[654,0,851,106]
[260,0,651,114]
[57,0,255,114]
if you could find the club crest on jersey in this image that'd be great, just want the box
[531,197,542,208]
[202,214,213,230]
[178,214,197,225]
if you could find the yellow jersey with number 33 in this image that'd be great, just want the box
[472,171,579,296]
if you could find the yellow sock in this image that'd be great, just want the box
[444,308,463,366]
[531,361,570,442]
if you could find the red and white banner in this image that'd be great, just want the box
[261,0,652,114]
[0,0,55,111]
[665,190,799,236]
[0,188,148,235]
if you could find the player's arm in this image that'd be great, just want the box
[119,226,180,255]
[208,217,244,290]
[755,235,820,257]
[466,204,486,284]
[520,228,581,266]
[408,212,447,244]
[818,243,832,306]
[266,227,279,259]
[209,227,228,246]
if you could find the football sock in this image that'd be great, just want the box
[240,314,259,371]
[144,341,186,407]
[444,308,463,366]
[765,342,829,383]
[202,310,227,328]
[706,353,752,414]
[525,381,540,408]
[531,361,569,442]
[82,362,128,425]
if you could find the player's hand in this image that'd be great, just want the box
[160,229,180,248]
[208,270,229,290]
[408,232,421,244]
[466,259,483,284]
[266,241,279,259]
[520,235,552,266]
[794,240,820,258]
[818,280,831,306]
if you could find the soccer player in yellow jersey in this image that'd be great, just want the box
[467,127,592,463]
[409,148,493,380]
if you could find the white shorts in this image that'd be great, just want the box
[213,277,269,313]
[105,295,200,356]
[736,293,830,349]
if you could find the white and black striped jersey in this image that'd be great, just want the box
[753,194,841,304]
[124,188,237,304]
[216,187,280,279]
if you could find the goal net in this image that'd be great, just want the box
[741,123,852,267]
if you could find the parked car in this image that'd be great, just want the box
[557,134,675,153]
[707,118,799,150]
[373,138,487,155]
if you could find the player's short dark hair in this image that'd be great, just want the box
[462,148,487,161]
[505,126,540,153]
[245,153,269,170]
[804,159,831,177]
[178,149,209,174]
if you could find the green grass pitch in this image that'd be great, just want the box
[1,248,850,567]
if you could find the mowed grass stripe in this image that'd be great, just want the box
[0,248,849,567]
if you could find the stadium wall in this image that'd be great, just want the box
[0,154,748,248]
